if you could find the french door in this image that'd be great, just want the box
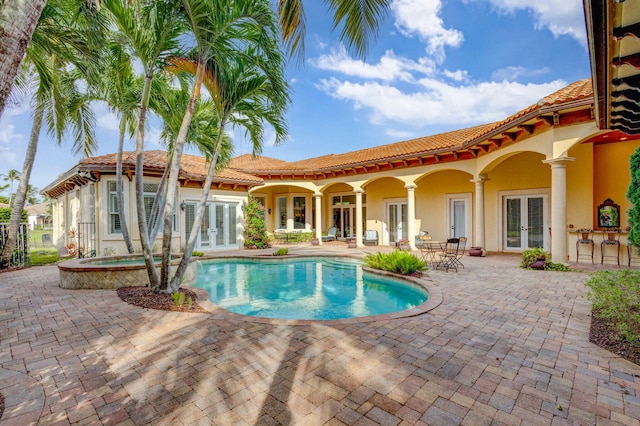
[185,202,239,250]
[447,195,471,239]
[386,202,408,244]
[504,194,547,251]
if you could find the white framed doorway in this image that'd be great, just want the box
[384,199,408,245]
[500,190,549,252]
[184,201,239,250]
[446,193,472,241]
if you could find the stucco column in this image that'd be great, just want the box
[355,189,364,247]
[543,157,575,263]
[314,194,322,244]
[471,175,488,249]
[405,184,417,249]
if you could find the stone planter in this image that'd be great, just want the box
[311,238,320,246]
[347,240,357,248]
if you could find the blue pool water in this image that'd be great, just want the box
[194,257,428,320]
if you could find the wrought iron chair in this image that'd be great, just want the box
[436,238,461,272]
[575,228,594,264]
[601,228,621,265]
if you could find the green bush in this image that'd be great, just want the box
[519,247,571,271]
[244,196,270,249]
[585,270,640,342]
[273,248,288,256]
[0,207,28,222]
[192,251,204,257]
[363,250,427,275]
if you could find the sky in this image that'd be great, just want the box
[0,0,591,199]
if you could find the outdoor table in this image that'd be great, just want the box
[419,240,445,267]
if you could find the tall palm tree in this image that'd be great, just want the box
[156,0,288,292]
[3,169,20,207]
[0,0,390,120]
[167,9,290,292]
[0,0,47,119]
[0,2,98,269]
[97,42,143,254]
[103,0,186,287]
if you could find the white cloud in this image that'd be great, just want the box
[316,77,567,128]
[386,128,416,139]
[390,0,464,60]
[443,69,469,82]
[94,102,121,132]
[309,47,435,82]
[471,0,586,44]
[0,118,27,168]
[491,65,551,81]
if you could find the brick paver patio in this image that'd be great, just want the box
[1,246,640,425]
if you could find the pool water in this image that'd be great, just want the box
[194,257,428,320]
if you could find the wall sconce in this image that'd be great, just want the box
[268,208,272,214]
[180,200,186,211]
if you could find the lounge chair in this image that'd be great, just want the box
[322,227,338,242]
[363,230,379,245]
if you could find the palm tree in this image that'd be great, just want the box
[166,3,290,292]
[0,2,98,269]
[0,0,47,119]
[97,42,143,254]
[0,0,390,120]
[103,0,186,287]
[26,185,40,205]
[155,0,288,292]
[2,169,20,206]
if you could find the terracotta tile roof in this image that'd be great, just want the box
[228,79,595,173]
[80,150,263,183]
[228,154,301,171]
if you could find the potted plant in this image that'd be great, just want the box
[397,238,411,251]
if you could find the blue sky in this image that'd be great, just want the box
[0,0,590,198]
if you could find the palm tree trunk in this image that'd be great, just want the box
[0,107,43,268]
[117,115,135,253]
[0,0,46,119]
[168,120,225,292]
[148,164,169,247]
[135,73,159,287]
[160,61,204,292]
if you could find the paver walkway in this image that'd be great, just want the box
[1,246,640,425]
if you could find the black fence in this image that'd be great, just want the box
[0,223,30,269]
[77,222,96,258]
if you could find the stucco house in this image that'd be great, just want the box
[41,78,640,265]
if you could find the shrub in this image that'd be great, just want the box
[520,247,571,271]
[363,250,427,275]
[192,251,204,257]
[273,248,288,256]
[585,270,640,342]
[244,196,270,249]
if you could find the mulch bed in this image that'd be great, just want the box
[590,310,640,366]
[116,287,209,313]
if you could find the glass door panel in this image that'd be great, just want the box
[451,199,467,238]
[387,203,408,243]
[504,195,546,250]
[200,204,211,249]
[527,197,544,248]
[215,204,225,247]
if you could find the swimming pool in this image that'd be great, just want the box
[194,257,428,320]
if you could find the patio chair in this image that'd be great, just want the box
[415,231,429,249]
[435,238,461,272]
[363,230,379,245]
[451,236,467,269]
[322,227,338,242]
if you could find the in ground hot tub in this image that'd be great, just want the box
[58,254,197,289]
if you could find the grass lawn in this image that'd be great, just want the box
[29,229,58,266]
[30,247,59,266]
